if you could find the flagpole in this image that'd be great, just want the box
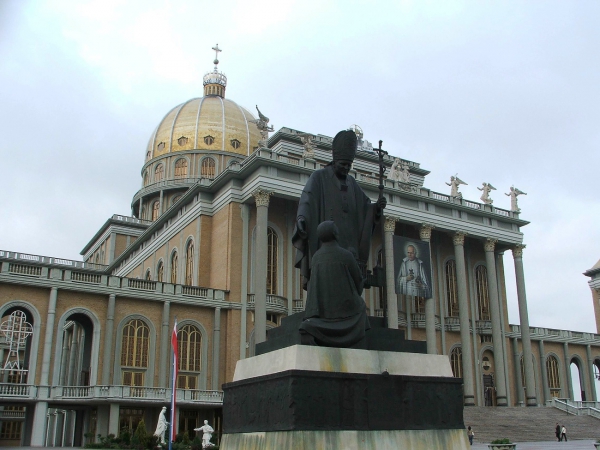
[169,318,178,450]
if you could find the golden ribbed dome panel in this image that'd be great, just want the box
[196,97,225,151]
[171,99,200,152]
[153,106,180,158]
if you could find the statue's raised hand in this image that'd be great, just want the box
[376,196,387,211]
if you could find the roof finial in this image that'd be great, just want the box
[212,44,222,70]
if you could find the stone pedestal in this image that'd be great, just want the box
[221,345,469,449]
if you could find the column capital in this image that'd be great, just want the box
[452,231,467,246]
[484,238,498,252]
[512,243,526,258]
[252,189,273,207]
[419,223,435,241]
[384,216,398,232]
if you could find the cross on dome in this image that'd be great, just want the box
[212,44,222,69]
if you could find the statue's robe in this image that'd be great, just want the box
[299,241,369,347]
[292,164,379,284]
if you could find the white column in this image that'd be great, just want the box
[240,204,250,359]
[252,189,272,344]
[384,216,398,329]
[484,238,508,406]
[453,232,475,406]
[420,224,436,354]
[512,244,537,406]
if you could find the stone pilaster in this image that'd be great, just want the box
[512,244,537,406]
[102,294,116,384]
[484,238,507,406]
[563,342,573,399]
[253,189,272,344]
[240,204,250,359]
[452,232,475,405]
[539,340,551,404]
[159,301,171,387]
[41,287,58,386]
[512,337,524,405]
[384,216,398,329]
[420,224,436,354]
[212,307,221,390]
[586,344,597,402]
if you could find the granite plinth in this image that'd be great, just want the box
[256,312,427,355]
[220,428,470,450]
[233,345,453,381]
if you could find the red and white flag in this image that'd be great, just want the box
[170,319,178,444]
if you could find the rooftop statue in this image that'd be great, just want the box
[477,182,496,204]
[299,132,316,159]
[446,175,467,199]
[292,129,386,347]
[252,105,274,148]
[506,186,526,212]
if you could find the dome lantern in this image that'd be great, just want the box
[203,44,227,97]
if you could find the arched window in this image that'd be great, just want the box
[145,269,151,281]
[546,355,561,398]
[177,324,202,389]
[152,201,160,221]
[450,347,462,378]
[121,319,150,386]
[475,265,490,320]
[155,164,164,182]
[175,159,188,178]
[267,227,278,295]
[445,259,459,317]
[157,261,164,283]
[201,157,216,179]
[185,241,194,286]
[171,252,178,284]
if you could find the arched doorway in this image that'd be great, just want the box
[570,359,585,401]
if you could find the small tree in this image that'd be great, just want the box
[132,420,149,450]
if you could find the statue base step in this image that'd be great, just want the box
[220,429,470,449]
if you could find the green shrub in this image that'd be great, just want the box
[491,438,512,444]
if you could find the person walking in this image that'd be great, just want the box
[555,423,561,442]
[467,426,474,446]
[561,425,567,442]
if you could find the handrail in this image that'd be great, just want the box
[552,398,600,419]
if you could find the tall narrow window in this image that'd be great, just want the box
[145,270,151,281]
[475,265,490,320]
[171,252,178,284]
[185,241,194,286]
[201,157,216,179]
[267,227,278,295]
[546,355,561,398]
[152,201,160,221]
[450,347,463,378]
[157,261,164,282]
[121,319,149,386]
[175,159,188,178]
[445,259,459,317]
[177,324,202,389]
[155,164,164,182]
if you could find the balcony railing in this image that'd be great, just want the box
[1,384,223,405]
[247,294,288,313]
[0,250,107,271]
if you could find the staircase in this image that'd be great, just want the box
[462,406,599,443]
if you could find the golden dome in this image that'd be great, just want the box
[146,96,261,160]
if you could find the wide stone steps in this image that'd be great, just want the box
[462,406,599,443]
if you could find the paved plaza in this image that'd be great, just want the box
[472,440,597,450]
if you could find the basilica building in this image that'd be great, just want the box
[1,53,599,447]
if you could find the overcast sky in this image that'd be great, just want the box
[1,0,599,334]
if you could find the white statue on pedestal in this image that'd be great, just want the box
[153,406,169,444]
[505,186,526,212]
[194,420,215,448]
[477,182,496,204]
[446,175,467,199]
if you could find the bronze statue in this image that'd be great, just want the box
[292,129,386,346]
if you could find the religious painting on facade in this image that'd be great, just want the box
[393,236,433,299]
